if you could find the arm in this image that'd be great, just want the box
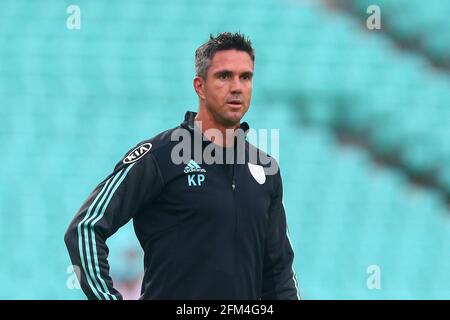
[64,148,163,300]
[261,171,300,300]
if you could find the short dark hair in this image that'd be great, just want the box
[195,32,255,79]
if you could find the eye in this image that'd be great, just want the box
[219,73,230,80]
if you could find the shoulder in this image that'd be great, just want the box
[112,126,183,174]
[121,127,178,163]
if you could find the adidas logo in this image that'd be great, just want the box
[184,160,206,174]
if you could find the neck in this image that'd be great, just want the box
[194,105,240,148]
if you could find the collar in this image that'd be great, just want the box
[181,110,250,135]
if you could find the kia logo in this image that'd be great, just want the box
[123,143,152,164]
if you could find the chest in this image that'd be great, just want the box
[161,162,273,222]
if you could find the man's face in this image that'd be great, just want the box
[196,49,254,127]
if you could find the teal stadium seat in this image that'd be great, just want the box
[0,0,449,299]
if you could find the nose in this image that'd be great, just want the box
[230,76,243,94]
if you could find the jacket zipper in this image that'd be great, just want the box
[232,167,236,191]
[231,145,238,298]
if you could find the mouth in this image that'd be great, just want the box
[226,100,243,108]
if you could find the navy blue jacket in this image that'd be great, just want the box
[64,111,300,300]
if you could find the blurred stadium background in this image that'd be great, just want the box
[0,0,449,299]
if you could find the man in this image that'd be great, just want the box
[64,32,300,300]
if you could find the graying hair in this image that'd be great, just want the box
[195,32,255,79]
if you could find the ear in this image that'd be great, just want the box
[193,76,206,100]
